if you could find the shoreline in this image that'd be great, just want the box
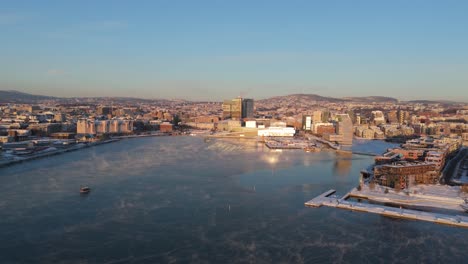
[0,132,214,169]
[0,139,119,168]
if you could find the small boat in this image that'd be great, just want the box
[80,186,91,194]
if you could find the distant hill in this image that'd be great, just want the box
[0,90,57,103]
[1,90,463,105]
[259,94,399,104]
[405,100,459,105]
[0,90,177,104]
[342,96,398,103]
[259,94,345,103]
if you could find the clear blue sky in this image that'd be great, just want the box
[1,0,467,101]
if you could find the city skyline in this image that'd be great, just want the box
[2,1,468,101]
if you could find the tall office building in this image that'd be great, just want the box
[231,98,242,119]
[302,115,312,131]
[222,100,234,119]
[312,111,322,123]
[222,97,244,120]
[321,111,330,122]
[336,114,353,145]
[241,99,254,118]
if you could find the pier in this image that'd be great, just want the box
[305,190,468,228]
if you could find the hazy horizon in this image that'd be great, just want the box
[3,89,468,103]
[2,1,468,101]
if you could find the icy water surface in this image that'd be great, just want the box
[0,137,466,263]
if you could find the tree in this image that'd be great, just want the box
[172,115,181,126]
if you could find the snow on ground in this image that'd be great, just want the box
[351,184,467,212]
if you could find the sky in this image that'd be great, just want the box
[1,0,468,101]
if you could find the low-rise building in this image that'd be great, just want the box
[258,127,295,137]
[374,162,438,189]
[425,151,445,171]
[160,122,173,133]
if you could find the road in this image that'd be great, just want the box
[444,147,468,185]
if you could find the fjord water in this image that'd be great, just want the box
[0,137,466,263]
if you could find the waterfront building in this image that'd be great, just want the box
[362,128,375,139]
[313,123,335,135]
[194,116,219,123]
[373,162,438,189]
[185,122,216,130]
[373,129,385,139]
[95,120,109,134]
[257,127,296,137]
[7,129,30,141]
[371,111,385,125]
[221,97,253,120]
[222,98,242,119]
[271,121,287,127]
[245,120,257,128]
[336,114,353,145]
[50,132,76,140]
[241,99,254,118]
[321,111,330,122]
[109,120,120,133]
[312,111,322,123]
[323,133,344,142]
[425,151,445,171]
[160,122,173,133]
[227,120,242,130]
[119,120,133,134]
[302,115,312,131]
[29,123,62,137]
[77,119,96,135]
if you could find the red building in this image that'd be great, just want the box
[316,125,335,136]
[160,122,173,133]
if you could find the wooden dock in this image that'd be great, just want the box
[305,190,468,228]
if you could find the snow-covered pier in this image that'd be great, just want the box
[305,189,468,228]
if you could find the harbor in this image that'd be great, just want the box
[305,189,468,228]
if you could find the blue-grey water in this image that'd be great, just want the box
[0,137,466,263]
